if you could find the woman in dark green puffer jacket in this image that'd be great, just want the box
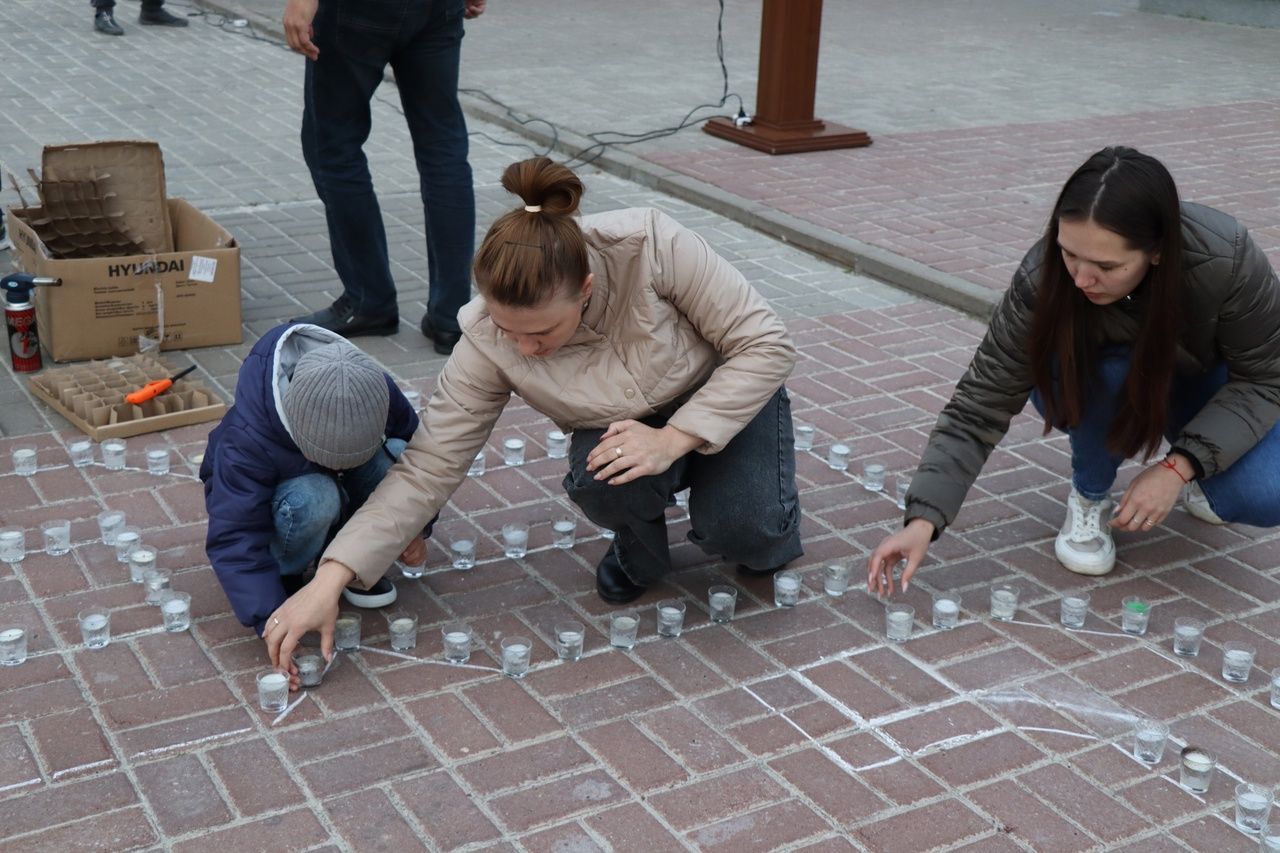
[869,146,1280,591]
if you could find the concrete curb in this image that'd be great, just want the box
[194,0,998,320]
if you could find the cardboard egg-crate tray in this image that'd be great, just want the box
[28,353,226,440]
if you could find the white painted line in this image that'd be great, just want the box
[51,759,116,779]
[129,727,252,759]
[271,691,310,726]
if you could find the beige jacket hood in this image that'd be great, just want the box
[324,207,797,587]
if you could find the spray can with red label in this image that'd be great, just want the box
[1,274,61,373]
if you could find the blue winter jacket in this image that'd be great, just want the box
[200,323,419,634]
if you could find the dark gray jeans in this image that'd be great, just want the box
[563,386,803,585]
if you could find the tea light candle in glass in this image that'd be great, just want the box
[0,527,26,564]
[1131,717,1169,765]
[441,623,472,664]
[827,443,850,471]
[1235,782,1273,834]
[599,528,616,541]
[1271,667,1280,710]
[96,510,126,545]
[1179,746,1215,794]
[656,600,686,638]
[501,636,531,678]
[773,571,801,608]
[159,591,191,632]
[932,593,961,630]
[610,614,638,650]
[708,585,737,623]
[467,451,486,477]
[128,546,157,584]
[143,569,172,604]
[554,620,584,661]
[895,474,911,511]
[502,522,529,559]
[79,608,111,648]
[674,488,690,509]
[113,528,141,564]
[399,548,426,579]
[41,519,72,557]
[885,603,914,642]
[11,446,37,476]
[294,653,324,688]
[0,627,27,666]
[552,516,577,549]
[1262,823,1280,852]
[101,438,127,470]
[793,423,815,452]
[388,614,418,651]
[334,612,362,651]
[1172,617,1206,657]
[68,439,94,468]
[1060,594,1089,629]
[546,429,568,459]
[145,445,170,476]
[862,461,887,492]
[450,535,475,570]
[1120,596,1150,635]
[1222,641,1256,683]
[990,584,1019,621]
[257,670,289,712]
[401,388,422,413]
[502,437,526,466]
[823,563,850,597]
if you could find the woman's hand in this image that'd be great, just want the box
[263,561,354,688]
[398,537,426,567]
[1110,460,1186,532]
[586,421,702,485]
[867,518,935,595]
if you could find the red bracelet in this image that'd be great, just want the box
[1159,457,1190,484]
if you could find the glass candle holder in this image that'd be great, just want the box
[1120,596,1150,635]
[1060,594,1090,629]
[0,527,26,564]
[1131,717,1169,765]
[401,388,422,413]
[931,593,961,630]
[990,584,1019,621]
[708,585,737,623]
[823,563,850,597]
[41,519,72,557]
[773,571,801,608]
[862,461,886,492]
[143,569,172,604]
[68,439,95,468]
[257,670,289,713]
[0,627,27,666]
[79,608,111,648]
[294,653,324,688]
[502,437,526,467]
[600,528,616,541]
[96,510,126,546]
[145,445,171,476]
[501,636,531,678]
[128,546,157,584]
[827,443,850,471]
[656,599,686,638]
[1271,667,1280,710]
[610,614,638,650]
[674,488,690,510]
[1264,823,1280,852]
[441,623,472,665]
[1172,617,1206,657]
[399,549,426,579]
[159,591,191,632]
[101,438,127,471]
[450,535,476,570]
[388,613,418,652]
[502,522,529,559]
[555,620,584,661]
[1235,782,1273,834]
[885,603,914,642]
[793,423,815,452]
[895,474,911,511]
[113,528,141,564]
[546,429,568,460]
[552,516,577,550]
[467,451,486,477]
[1179,746,1215,794]
[1222,642,1256,683]
[11,446,37,476]
[334,612,362,651]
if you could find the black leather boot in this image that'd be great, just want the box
[595,544,646,605]
[139,6,189,26]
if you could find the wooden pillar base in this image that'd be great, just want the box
[703,116,871,155]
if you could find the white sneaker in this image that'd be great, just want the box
[1055,488,1116,576]
[1182,481,1225,525]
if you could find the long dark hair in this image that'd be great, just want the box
[1028,146,1184,461]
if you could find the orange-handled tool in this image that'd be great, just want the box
[126,365,197,405]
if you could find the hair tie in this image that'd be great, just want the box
[524,204,542,213]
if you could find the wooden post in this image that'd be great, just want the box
[704,0,871,154]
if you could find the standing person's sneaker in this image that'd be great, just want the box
[94,11,125,35]
[1182,481,1226,525]
[341,576,398,609]
[1055,488,1116,576]
[138,6,189,26]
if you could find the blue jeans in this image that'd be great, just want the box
[563,387,804,584]
[271,439,406,574]
[1031,349,1280,527]
[302,0,474,332]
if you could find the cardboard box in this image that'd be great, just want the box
[28,353,226,440]
[6,197,242,362]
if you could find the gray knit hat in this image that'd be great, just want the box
[283,341,390,470]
